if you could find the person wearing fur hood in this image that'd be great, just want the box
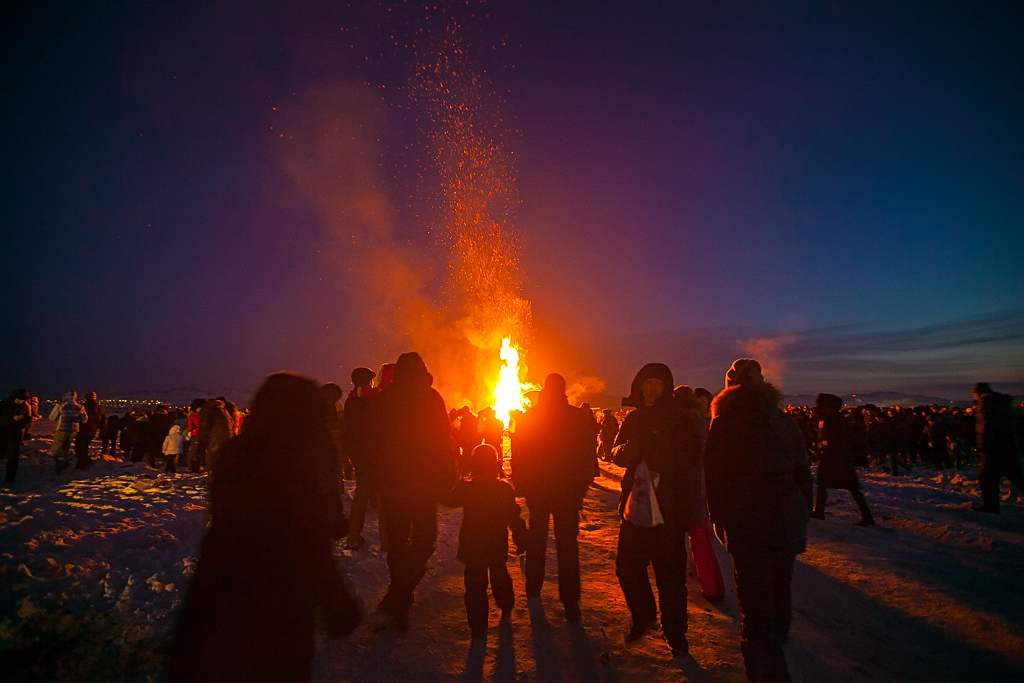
[612,362,702,656]
[705,359,812,683]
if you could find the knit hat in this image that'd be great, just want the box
[725,359,764,388]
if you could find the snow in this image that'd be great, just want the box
[2,422,1023,682]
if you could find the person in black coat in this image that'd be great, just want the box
[1,389,32,484]
[452,443,529,638]
[74,392,105,470]
[343,367,383,551]
[101,414,121,456]
[971,382,1024,513]
[705,359,813,683]
[369,352,456,630]
[510,373,596,622]
[613,363,702,655]
[166,372,358,683]
[811,393,874,526]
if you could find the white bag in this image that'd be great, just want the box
[623,461,665,527]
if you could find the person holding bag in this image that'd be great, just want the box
[613,363,702,657]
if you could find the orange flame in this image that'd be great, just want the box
[493,337,528,427]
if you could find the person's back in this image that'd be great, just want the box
[976,390,1019,455]
[371,357,454,503]
[512,390,594,504]
[454,444,528,638]
[457,469,528,566]
[167,372,357,683]
[704,359,812,683]
[370,352,455,629]
[705,366,811,555]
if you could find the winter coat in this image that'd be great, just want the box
[0,398,30,444]
[167,377,355,683]
[816,414,862,490]
[162,425,187,456]
[452,477,529,565]
[975,390,1022,459]
[613,363,703,529]
[342,391,375,471]
[195,400,232,466]
[705,382,812,556]
[511,392,596,506]
[369,365,456,505]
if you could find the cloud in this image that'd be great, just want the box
[588,311,1024,400]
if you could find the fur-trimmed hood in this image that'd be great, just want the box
[711,381,783,420]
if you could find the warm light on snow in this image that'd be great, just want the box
[493,337,527,428]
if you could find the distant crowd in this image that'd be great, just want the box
[1,363,1021,683]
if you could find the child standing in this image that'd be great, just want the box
[454,443,529,639]
[162,424,187,474]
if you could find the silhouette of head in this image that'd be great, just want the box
[248,372,321,436]
[470,443,500,479]
[351,367,376,388]
[725,359,764,388]
[971,382,992,397]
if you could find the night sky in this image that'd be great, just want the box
[3,1,1022,402]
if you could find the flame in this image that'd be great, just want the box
[493,337,527,428]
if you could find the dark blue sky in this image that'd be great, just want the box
[3,1,1022,402]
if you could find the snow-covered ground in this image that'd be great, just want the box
[2,422,1023,682]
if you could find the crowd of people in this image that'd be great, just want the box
[1,359,1021,683]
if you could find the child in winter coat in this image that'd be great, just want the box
[162,424,187,474]
[453,443,529,639]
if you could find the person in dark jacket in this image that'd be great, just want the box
[166,372,358,683]
[970,382,1024,513]
[452,443,529,638]
[101,413,121,456]
[1,389,32,484]
[344,367,383,551]
[705,359,813,683]
[189,399,231,473]
[674,384,726,604]
[511,373,596,622]
[72,392,103,469]
[612,364,702,655]
[370,352,456,630]
[811,394,874,526]
[599,409,619,462]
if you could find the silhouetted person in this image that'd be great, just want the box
[452,443,529,638]
[73,392,104,469]
[370,352,456,630]
[189,399,231,473]
[319,381,348,481]
[454,406,483,475]
[674,384,725,604]
[101,413,121,455]
[1,389,32,484]
[970,382,1024,513]
[511,373,596,622]
[613,364,702,655]
[166,372,359,683]
[599,409,619,462]
[811,393,874,526]
[344,367,382,551]
[705,359,812,683]
[477,407,504,452]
